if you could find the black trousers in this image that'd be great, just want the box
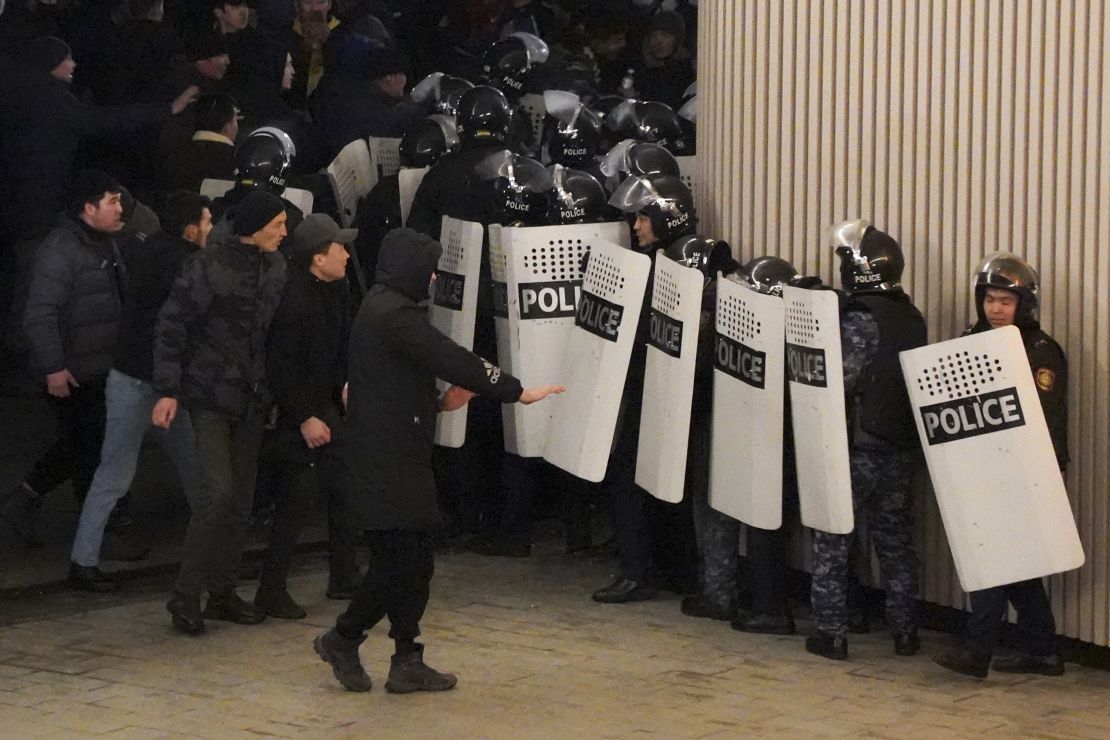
[337,530,435,643]
[965,578,1058,658]
[25,375,107,503]
[258,444,358,593]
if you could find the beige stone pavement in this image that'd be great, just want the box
[0,548,1108,739]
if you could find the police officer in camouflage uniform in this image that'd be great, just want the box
[934,252,1069,679]
[806,221,927,661]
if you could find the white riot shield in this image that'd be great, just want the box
[634,257,705,503]
[544,241,651,481]
[399,167,429,226]
[487,224,517,448]
[676,155,699,207]
[709,278,786,528]
[368,136,402,178]
[782,286,853,534]
[519,93,547,152]
[500,222,631,456]
[901,326,1084,591]
[430,217,484,448]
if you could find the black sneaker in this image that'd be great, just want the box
[1,483,43,548]
[731,609,796,635]
[254,589,307,620]
[591,577,656,604]
[805,631,848,661]
[385,644,457,694]
[933,648,990,679]
[67,563,120,593]
[893,630,921,656]
[680,595,733,621]
[314,630,372,692]
[166,592,205,635]
[203,590,267,625]
[991,653,1065,676]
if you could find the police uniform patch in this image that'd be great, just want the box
[1035,367,1055,392]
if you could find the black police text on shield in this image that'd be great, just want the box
[518,280,581,320]
[575,291,623,342]
[918,387,1026,445]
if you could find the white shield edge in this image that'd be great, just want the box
[709,278,785,529]
[368,136,402,178]
[519,93,547,151]
[488,224,521,455]
[901,326,1084,591]
[503,221,631,457]
[398,167,429,227]
[430,216,484,448]
[676,155,699,207]
[634,256,705,503]
[781,286,854,535]
[543,240,651,481]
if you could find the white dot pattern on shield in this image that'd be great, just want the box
[785,300,820,345]
[653,269,681,314]
[718,294,761,342]
[443,226,466,272]
[521,96,546,142]
[916,351,1004,400]
[585,251,626,299]
[488,230,508,283]
[370,137,401,178]
[524,239,588,281]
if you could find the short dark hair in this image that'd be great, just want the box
[292,240,334,270]
[158,190,211,238]
[194,93,238,134]
[67,170,122,217]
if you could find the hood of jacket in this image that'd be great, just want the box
[375,228,442,303]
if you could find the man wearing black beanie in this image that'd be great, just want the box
[151,190,288,635]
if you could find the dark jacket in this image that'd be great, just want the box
[0,70,167,243]
[968,319,1069,469]
[406,141,504,240]
[22,216,126,382]
[88,19,178,104]
[152,229,287,416]
[309,72,427,160]
[343,228,523,531]
[267,267,352,435]
[114,231,200,383]
[161,135,236,193]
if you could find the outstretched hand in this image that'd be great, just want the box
[439,385,476,412]
[518,385,566,405]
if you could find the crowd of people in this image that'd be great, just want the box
[0,0,1074,695]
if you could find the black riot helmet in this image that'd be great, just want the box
[399,115,459,168]
[455,85,514,146]
[605,100,684,151]
[409,73,474,116]
[973,251,1040,325]
[665,235,733,280]
[736,256,799,297]
[543,90,602,167]
[482,32,549,100]
[546,165,606,225]
[476,150,553,226]
[599,139,680,192]
[234,126,296,192]
[832,219,905,293]
[609,173,695,246]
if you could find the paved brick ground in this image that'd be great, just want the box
[1,542,1108,739]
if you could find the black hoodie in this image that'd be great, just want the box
[342,228,523,530]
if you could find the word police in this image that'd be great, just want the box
[919,387,1026,445]
[786,343,827,388]
[519,281,581,320]
[715,334,766,388]
[648,309,683,358]
[433,271,465,311]
[576,291,624,342]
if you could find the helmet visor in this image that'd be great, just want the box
[409,72,443,102]
[427,114,459,150]
[544,90,582,124]
[510,32,550,64]
[599,139,636,178]
[678,95,697,123]
[608,175,657,214]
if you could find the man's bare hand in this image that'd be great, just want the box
[518,385,566,405]
[170,85,200,115]
[46,369,79,398]
[300,416,332,448]
[439,386,476,412]
[152,397,178,429]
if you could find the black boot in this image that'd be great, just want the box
[680,595,733,621]
[166,592,205,635]
[1,482,44,548]
[385,643,457,694]
[731,609,796,635]
[203,589,267,625]
[893,629,920,656]
[991,653,1065,676]
[933,648,990,679]
[254,588,307,619]
[591,577,656,604]
[805,631,848,661]
[314,629,373,691]
[67,563,120,593]
[326,572,360,600]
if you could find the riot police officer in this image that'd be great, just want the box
[542,90,603,169]
[212,126,305,234]
[592,173,699,603]
[806,220,927,661]
[481,32,550,155]
[934,252,1069,679]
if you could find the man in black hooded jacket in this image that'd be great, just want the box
[312,227,563,695]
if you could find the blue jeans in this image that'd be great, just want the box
[70,369,199,567]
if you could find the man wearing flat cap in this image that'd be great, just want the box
[152,190,288,635]
[255,214,360,618]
